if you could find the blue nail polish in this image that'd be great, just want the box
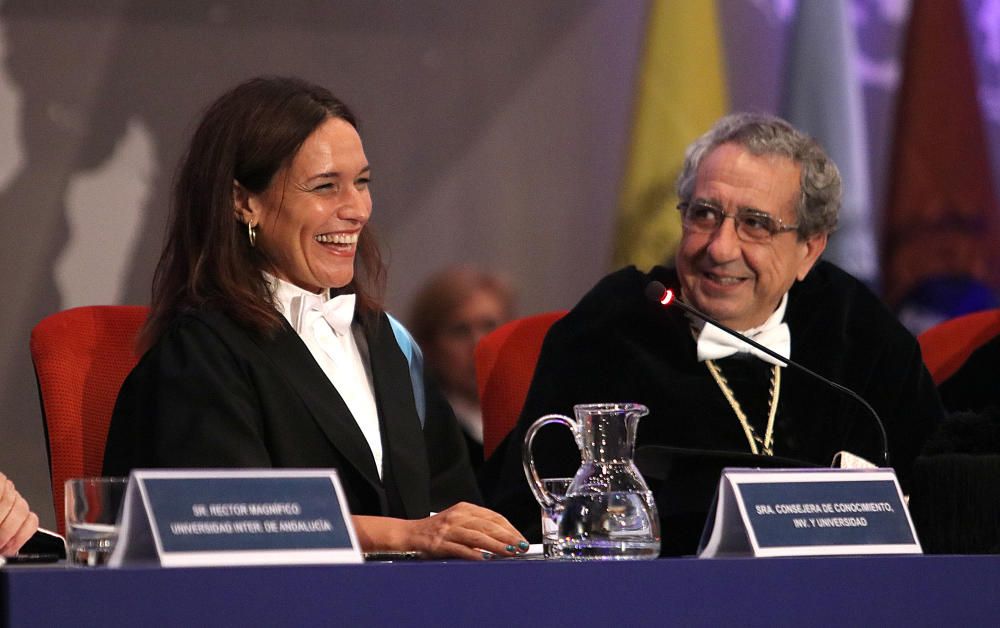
[482,551,493,559]
[518,540,529,551]
[505,544,516,553]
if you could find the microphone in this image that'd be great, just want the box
[644,280,890,466]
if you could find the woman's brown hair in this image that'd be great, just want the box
[139,76,385,351]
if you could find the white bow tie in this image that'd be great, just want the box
[294,293,356,337]
[696,321,790,367]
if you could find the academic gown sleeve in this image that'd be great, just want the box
[103,314,272,475]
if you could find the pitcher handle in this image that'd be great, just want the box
[522,413,579,509]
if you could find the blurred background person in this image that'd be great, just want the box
[409,266,516,469]
[102,77,526,560]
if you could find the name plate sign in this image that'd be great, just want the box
[110,469,362,567]
[698,468,921,558]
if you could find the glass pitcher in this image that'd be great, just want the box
[523,402,660,560]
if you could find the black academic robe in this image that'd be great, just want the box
[911,337,1000,554]
[938,334,1000,414]
[103,308,479,519]
[480,261,943,547]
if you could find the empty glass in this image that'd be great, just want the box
[65,477,128,566]
[540,477,573,558]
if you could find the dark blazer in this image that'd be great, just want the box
[103,308,479,519]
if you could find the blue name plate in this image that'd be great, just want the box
[111,470,362,567]
[699,468,921,557]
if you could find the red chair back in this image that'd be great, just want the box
[475,311,565,457]
[917,308,1000,384]
[30,306,148,533]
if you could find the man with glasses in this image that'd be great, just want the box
[481,113,943,554]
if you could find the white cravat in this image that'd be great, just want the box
[693,293,791,367]
[271,276,383,478]
[293,292,355,338]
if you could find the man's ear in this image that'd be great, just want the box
[795,232,828,281]
[233,180,256,225]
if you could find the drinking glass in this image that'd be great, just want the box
[64,477,128,566]
[540,477,573,558]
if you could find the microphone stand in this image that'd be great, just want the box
[646,282,890,466]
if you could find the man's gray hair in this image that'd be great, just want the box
[675,112,841,238]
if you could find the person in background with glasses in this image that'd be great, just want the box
[480,113,943,555]
[409,266,515,471]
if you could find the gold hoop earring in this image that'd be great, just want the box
[248,219,257,248]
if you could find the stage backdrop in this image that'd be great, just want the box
[1,0,998,528]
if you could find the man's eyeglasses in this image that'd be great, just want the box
[677,201,800,243]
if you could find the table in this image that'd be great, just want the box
[3,555,999,627]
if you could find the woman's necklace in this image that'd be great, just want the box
[705,359,781,456]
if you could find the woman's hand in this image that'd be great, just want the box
[0,473,39,556]
[353,503,528,560]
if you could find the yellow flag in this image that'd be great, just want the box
[613,0,728,270]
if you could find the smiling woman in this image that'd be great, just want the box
[233,116,372,295]
[102,77,527,560]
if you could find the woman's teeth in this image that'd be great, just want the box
[315,233,358,245]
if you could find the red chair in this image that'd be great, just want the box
[917,308,1000,385]
[30,306,148,533]
[475,311,566,457]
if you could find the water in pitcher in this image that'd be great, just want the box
[523,403,661,560]
[557,490,660,560]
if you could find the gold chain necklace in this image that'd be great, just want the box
[704,359,781,456]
